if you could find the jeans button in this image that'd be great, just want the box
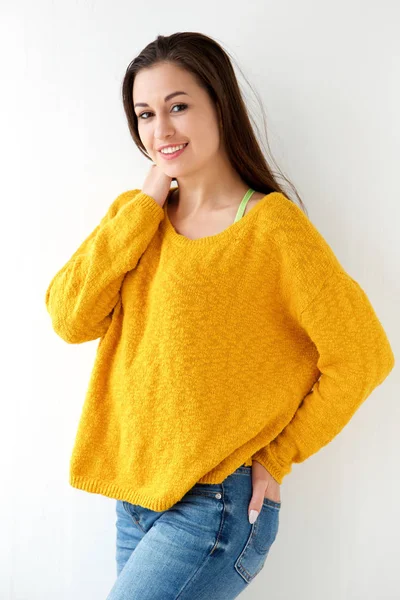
[215,492,222,499]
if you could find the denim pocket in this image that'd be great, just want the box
[120,500,167,534]
[234,500,281,583]
[121,500,143,528]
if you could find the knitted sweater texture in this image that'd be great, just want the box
[45,187,395,511]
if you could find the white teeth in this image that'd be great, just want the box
[160,144,187,154]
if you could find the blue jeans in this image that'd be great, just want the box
[106,464,281,599]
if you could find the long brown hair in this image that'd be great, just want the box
[121,32,307,215]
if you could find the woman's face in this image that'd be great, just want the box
[133,62,223,179]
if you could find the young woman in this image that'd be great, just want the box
[45,32,395,599]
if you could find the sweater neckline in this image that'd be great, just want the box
[163,186,278,246]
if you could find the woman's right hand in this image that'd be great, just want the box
[141,164,174,208]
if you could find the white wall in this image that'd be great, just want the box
[2,0,399,598]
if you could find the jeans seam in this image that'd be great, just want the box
[209,482,226,556]
[175,486,227,599]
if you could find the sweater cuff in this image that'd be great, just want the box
[252,444,292,485]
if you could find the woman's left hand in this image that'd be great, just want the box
[248,460,281,524]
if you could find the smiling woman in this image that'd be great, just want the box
[45,30,395,600]
[131,59,250,209]
[122,32,306,216]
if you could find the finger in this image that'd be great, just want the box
[248,485,265,524]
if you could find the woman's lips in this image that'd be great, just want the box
[159,143,189,160]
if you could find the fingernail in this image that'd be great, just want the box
[249,509,259,524]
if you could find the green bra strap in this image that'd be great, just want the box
[234,188,256,222]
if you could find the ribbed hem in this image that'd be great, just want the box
[70,474,179,512]
[70,456,254,511]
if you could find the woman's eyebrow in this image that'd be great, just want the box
[134,91,189,108]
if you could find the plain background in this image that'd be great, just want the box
[1,1,399,598]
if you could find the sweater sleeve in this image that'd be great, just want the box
[45,189,165,344]
[252,269,395,484]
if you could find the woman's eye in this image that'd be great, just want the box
[171,103,188,114]
[138,103,188,120]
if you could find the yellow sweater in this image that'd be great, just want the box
[45,187,395,511]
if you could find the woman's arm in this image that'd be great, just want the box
[252,269,395,483]
[45,189,164,344]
